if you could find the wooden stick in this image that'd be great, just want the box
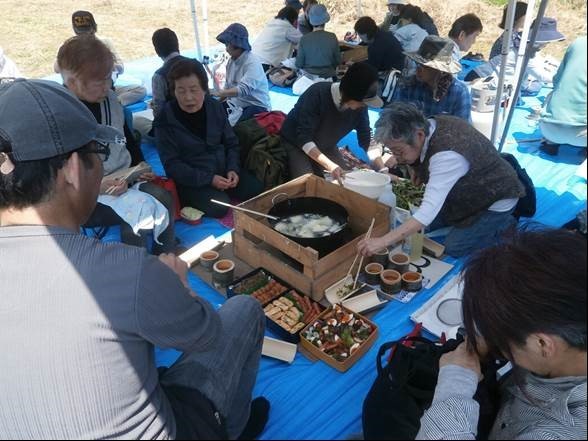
[210,199,280,221]
[104,163,142,195]
[353,218,375,289]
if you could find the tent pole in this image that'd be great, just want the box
[501,0,536,125]
[498,0,549,152]
[202,0,209,59]
[490,0,517,145]
[189,0,203,60]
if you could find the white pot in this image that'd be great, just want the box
[343,171,391,199]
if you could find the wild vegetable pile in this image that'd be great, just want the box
[392,180,425,210]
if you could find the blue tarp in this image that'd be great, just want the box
[89,55,586,439]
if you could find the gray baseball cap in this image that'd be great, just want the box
[0,79,122,161]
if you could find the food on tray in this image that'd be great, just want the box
[274,213,343,238]
[336,282,354,299]
[302,304,375,362]
[263,290,323,334]
[251,280,288,304]
[180,206,204,223]
[392,180,425,210]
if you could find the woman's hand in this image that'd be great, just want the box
[138,172,156,181]
[212,174,231,191]
[100,178,128,196]
[440,341,483,381]
[358,236,389,257]
[227,171,240,188]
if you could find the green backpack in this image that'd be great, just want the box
[245,135,288,190]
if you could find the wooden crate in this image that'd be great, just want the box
[339,41,368,63]
[232,174,390,301]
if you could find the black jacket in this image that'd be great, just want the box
[154,95,240,188]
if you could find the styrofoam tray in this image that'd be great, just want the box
[342,289,388,314]
[261,336,297,364]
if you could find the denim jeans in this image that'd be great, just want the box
[159,296,265,439]
[428,209,517,257]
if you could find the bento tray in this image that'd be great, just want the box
[226,267,291,306]
[264,289,326,344]
[299,304,378,372]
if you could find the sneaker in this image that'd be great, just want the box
[237,397,270,440]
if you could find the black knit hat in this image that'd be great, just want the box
[339,62,382,108]
[72,10,97,35]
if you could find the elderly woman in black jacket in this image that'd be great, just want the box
[154,58,263,218]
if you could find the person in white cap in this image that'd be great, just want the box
[380,0,408,34]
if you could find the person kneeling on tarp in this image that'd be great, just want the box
[358,102,524,258]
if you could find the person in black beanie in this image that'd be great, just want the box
[280,62,383,181]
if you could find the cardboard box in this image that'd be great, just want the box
[339,41,368,63]
[233,174,390,301]
[299,304,378,372]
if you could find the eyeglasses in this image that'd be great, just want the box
[81,141,110,162]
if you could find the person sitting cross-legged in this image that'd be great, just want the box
[212,23,271,124]
[154,58,263,218]
[57,35,176,254]
[392,36,472,121]
[0,78,269,440]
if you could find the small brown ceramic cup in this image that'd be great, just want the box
[200,250,220,271]
[364,262,384,285]
[402,271,423,292]
[371,248,389,266]
[212,259,235,288]
[388,252,410,273]
[380,269,402,294]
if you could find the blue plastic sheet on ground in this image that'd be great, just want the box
[83,54,586,440]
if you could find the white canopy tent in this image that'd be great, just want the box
[187,0,552,151]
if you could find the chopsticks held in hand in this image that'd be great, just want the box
[104,164,141,195]
[352,218,375,289]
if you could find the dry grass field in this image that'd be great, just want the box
[0,0,586,78]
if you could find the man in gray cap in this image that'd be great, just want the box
[0,79,268,439]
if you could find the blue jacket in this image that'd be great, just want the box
[154,95,241,188]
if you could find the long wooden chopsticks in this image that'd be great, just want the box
[349,217,375,289]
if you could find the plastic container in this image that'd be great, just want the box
[343,171,391,199]
[377,183,396,230]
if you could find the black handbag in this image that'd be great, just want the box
[362,334,501,440]
[500,153,537,219]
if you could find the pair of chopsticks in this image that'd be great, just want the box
[104,163,141,195]
[346,217,375,290]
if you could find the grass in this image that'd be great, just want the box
[0,0,585,78]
